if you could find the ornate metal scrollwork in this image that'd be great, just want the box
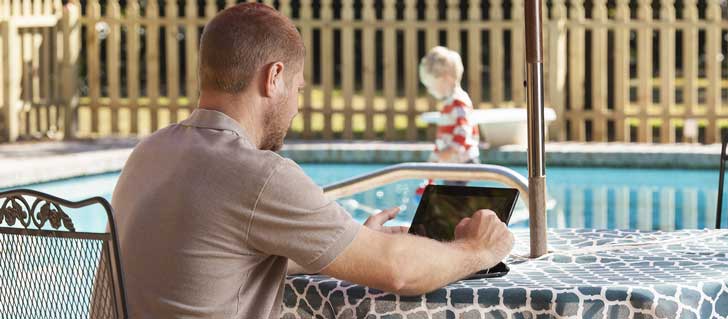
[0,195,76,232]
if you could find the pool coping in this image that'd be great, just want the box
[0,139,722,189]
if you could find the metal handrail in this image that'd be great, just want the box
[322,163,530,207]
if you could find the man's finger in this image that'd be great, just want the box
[378,207,401,221]
[455,217,471,235]
[456,217,471,228]
[383,207,401,218]
[365,207,400,226]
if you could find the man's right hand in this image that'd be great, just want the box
[454,209,514,269]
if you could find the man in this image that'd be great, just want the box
[112,3,514,318]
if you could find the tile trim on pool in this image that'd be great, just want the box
[0,140,721,188]
[280,141,721,169]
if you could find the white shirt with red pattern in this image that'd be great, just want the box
[429,87,480,163]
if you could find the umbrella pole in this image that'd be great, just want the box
[525,0,548,257]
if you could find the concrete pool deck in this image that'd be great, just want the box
[0,139,722,189]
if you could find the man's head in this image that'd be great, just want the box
[198,3,305,151]
[418,46,464,100]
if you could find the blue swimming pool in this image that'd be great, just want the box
[2,164,724,232]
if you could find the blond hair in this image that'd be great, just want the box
[418,46,464,82]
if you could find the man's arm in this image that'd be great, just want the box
[287,207,408,275]
[319,209,513,296]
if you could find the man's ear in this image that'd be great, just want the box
[263,62,285,98]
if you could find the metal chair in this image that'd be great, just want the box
[0,189,127,319]
[718,132,728,229]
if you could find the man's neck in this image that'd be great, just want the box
[198,91,263,148]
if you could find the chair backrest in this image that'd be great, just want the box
[718,132,728,229]
[0,189,127,319]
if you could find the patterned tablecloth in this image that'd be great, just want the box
[282,229,728,319]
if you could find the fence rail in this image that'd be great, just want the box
[1,0,727,144]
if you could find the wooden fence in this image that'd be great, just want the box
[1,0,727,143]
[0,0,70,142]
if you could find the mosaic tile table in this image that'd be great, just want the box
[282,229,728,319]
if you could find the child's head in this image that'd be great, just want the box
[419,46,464,100]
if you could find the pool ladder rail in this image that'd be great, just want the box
[322,162,530,208]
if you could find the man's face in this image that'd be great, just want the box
[260,64,305,151]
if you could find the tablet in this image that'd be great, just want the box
[409,185,518,241]
[408,185,519,279]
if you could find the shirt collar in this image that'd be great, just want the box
[180,108,252,141]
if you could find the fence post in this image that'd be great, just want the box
[489,0,504,109]
[184,0,198,112]
[659,0,676,143]
[682,0,698,143]
[547,0,566,141]
[1,18,19,142]
[299,0,313,139]
[404,0,418,140]
[164,0,179,123]
[0,0,8,18]
[86,0,100,134]
[383,0,396,140]
[568,0,586,141]
[107,0,121,134]
[146,0,160,132]
[424,0,438,139]
[636,0,652,143]
[127,0,140,134]
[361,0,375,140]
[511,0,525,108]
[706,0,721,144]
[591,0,608,142]
[60,2,79,140]
[614,0,631,142]
[321,0,333,139]
[446,0,460,53]
[467,0,481,108]
[341,0,355,140]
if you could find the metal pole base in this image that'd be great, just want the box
[529,175,548,257]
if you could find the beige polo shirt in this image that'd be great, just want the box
[112,109,362,318]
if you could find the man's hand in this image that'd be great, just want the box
[364,207,409,234]
[454,209,514,269]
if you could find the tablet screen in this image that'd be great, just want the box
[408,185,519,242]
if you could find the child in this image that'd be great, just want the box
[418,46,480,187]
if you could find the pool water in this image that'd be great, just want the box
[2,164,725,232]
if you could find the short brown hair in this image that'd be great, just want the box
[199,3,305,94]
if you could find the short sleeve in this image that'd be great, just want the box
[246,159,362,272]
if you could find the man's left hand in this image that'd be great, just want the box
[364,207,409,234]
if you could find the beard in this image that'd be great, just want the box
[259,95,291,152]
